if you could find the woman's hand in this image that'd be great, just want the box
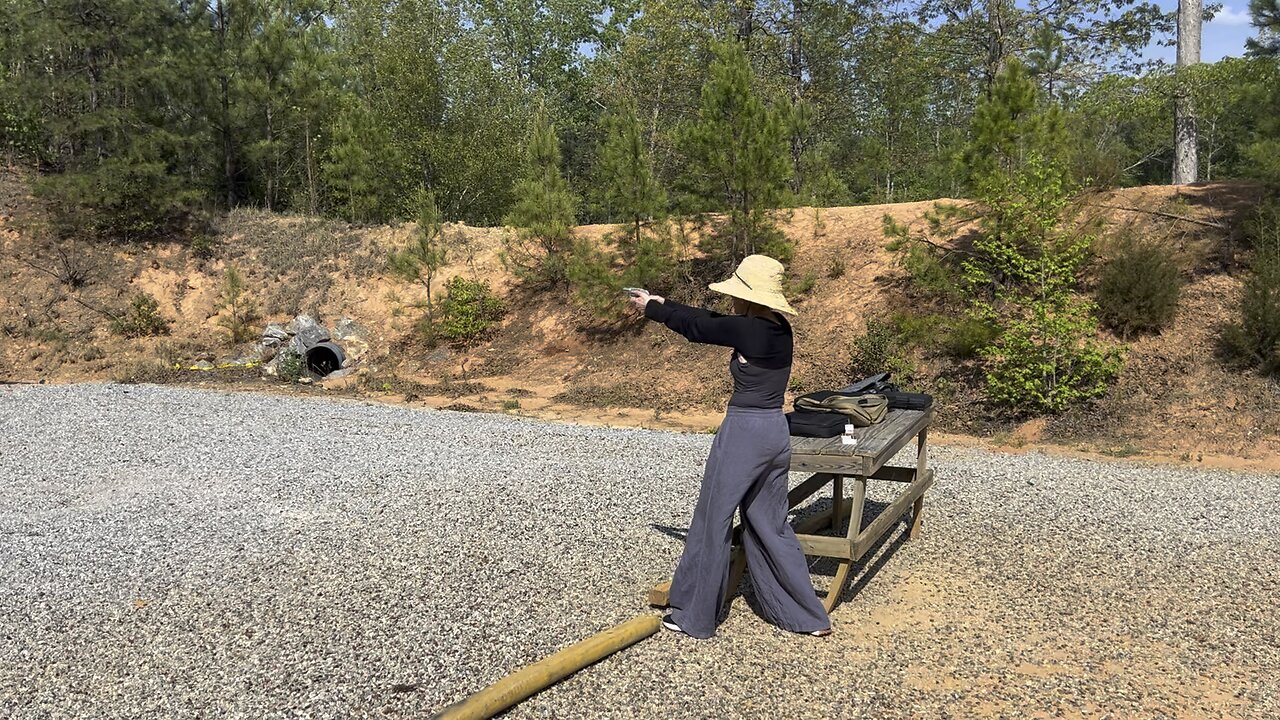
[628,292,664,312]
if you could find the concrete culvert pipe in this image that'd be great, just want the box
[305,341,345,377]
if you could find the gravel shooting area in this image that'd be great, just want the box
[2,384,1278,718]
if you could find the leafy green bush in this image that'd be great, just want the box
[963,155,1120,413]
[955,62,1120,413]
[944,317,1000,359]
[983,308,1123,413]
[112,292,170,338]
[436,276,505,345]
[276,350,305,383]
[1095,236,1181,338]
[849,317,915,380]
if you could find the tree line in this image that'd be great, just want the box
[3,0,1278,243]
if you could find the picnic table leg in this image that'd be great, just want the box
[722,547,748,612]
[910,428,928,540]
[830,475,843,531]
[822,476,866,612]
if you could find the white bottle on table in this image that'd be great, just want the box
[841,423,857,446]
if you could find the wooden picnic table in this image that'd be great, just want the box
[650,406,936,613]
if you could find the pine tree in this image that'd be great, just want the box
[598,102,666,254]
[961,58,1066,191]
[1242,0,1280,189]
[504,110,579,286]
[680,41,793,268]
[957,61,1119,413]
[322,101,397,223]
[568,102,682,318]
[5,0,209,241]
[1249,0,1280,57]
[389,187,449,342]
[215,264,260,343]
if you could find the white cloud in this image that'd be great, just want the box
[1212,5,1254,26]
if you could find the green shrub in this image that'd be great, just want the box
[944,317,1000,359]
[786,271,818,296]
[1095,236,1181,338]
[1244,200,1280,252]
[111,293,170,338]
[889,312,946,347]
[37,158,194,243]
[960,147,1118,413]
[1221,244,1280,374]
[276,350,305,383]
[849,317,915,380]
[983,308,1122,413]
[436,276,505,346]
[190,234,218,260]
[827,257,846,279]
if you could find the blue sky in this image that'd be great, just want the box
[1144,1,1260,62]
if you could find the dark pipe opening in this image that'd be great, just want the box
[305,342,345,377]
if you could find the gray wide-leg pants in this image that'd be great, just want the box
[668,406,831,638]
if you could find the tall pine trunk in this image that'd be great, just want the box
[215,0,236,207]
[305,114,317,214]
[983,0,1010,89]
[1174,0,1202,184]
[789,0,804,194]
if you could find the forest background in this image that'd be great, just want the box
[3,0,1280,433]
[3,0,1277,230]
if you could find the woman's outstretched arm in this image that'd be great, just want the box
[643,298,759,350]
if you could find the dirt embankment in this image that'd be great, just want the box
[1,167,1272,470]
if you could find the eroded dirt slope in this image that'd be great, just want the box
[1,167,1272,467]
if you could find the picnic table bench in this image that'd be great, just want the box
[649,406,935,613]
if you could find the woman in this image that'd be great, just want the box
[629,254,832,639]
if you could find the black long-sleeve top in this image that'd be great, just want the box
[645,299,792,409]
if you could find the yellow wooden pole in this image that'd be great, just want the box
[431,615,662,720]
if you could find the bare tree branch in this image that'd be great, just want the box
[1086,203,1226,229]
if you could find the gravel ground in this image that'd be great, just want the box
[1,384,1278,719]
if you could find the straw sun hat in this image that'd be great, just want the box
[708,254,797,316]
